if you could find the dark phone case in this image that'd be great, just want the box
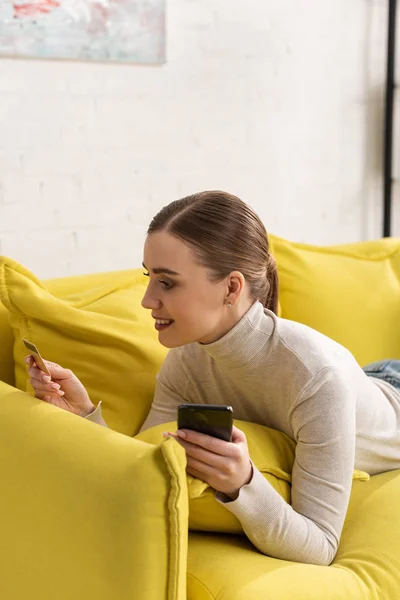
[177,404,233,442]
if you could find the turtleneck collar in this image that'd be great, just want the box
[197,301,276,368]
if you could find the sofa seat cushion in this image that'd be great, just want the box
[269,235,400,366]
[0,257,167,436]
[186,469,400,599]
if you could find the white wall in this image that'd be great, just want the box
[0,0,394,280]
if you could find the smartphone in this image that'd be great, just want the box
[177,404,233,442]
[22,339,51,377]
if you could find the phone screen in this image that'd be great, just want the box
[177,404,233,441]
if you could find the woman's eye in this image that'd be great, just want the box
[142,270,173,290]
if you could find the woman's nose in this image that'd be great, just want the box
[141,288,161,310]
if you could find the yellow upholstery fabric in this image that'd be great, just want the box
[0,380,188,600]
[1,250,400,598]
[137,420,369,534]
[0,300,14,386]
[187,469,400,600]
[0,257,167,436]
[268,235,400,366]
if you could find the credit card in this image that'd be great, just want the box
[22,339,51,376]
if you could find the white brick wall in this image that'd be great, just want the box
[0,0,394,280]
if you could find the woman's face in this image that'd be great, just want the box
[141,231,241,348]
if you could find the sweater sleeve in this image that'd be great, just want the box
[84,401,108,427]
[216,367,356,565]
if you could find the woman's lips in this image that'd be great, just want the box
[154,319,174,331]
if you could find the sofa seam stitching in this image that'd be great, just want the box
[187,572,216,600]
[162,440,187,600]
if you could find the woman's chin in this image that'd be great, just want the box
[157,331,182,349]
[157,328,192,349]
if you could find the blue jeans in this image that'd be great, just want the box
[362,359,400,392]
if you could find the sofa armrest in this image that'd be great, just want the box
[0,381,188,600]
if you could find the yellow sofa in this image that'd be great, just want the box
[1,234,400,600]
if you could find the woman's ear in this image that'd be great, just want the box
[226,271,245,306]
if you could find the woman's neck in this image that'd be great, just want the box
[199,296,256,345]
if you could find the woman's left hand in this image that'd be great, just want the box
[164,425,253,500]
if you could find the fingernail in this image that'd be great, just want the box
[57,390,65,396]
[25,356,31,364]
[163,432,179,440]
[176,430,187,439]
[51,383,60,390]
[43,375,51,383]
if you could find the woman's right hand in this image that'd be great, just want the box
[25,355,95,417]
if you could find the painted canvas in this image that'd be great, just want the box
[0,0,165,63]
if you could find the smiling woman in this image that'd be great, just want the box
[140,191,278,348]
[141,229,254,346]
[25,190,400,567]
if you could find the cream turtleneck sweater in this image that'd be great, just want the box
[86,301,400,565]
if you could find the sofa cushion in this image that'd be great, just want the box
[186,469,400,599]
[136,420,369,534]
[0,257,167,436]
[0,301,15,386]
[268,235,400,367]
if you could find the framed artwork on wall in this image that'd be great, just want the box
[0,0,165,64]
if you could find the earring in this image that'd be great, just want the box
[227,302,232,308]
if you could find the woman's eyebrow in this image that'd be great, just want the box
[142,262,180,276]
